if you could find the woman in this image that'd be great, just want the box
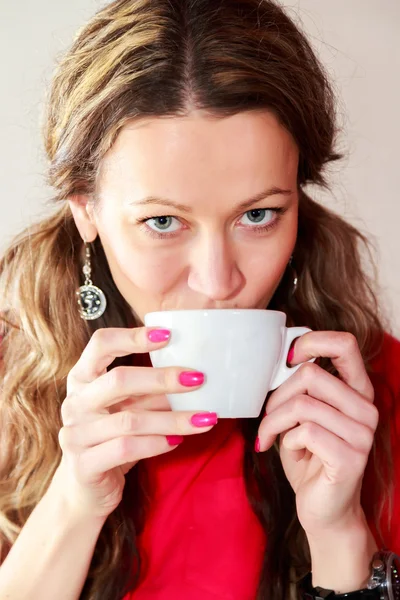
[0,1,399,599]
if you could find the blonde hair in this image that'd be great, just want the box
[0,1,394,598]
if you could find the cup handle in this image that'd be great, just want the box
[269,327,316,391]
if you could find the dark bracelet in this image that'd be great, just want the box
[298,572,381,599]
[298,550,400,600]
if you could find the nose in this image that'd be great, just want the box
[187,231,245,301]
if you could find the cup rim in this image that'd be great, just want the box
[144,308,287,318]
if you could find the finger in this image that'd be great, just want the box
[110,393,171,413]
[265,362,379,432]
[67,326,171,387]
[280,422,368,481]
[60,409,217,449]
[75,366,204,416]
[76,435,181,483]
[258,395,374,453]
[278,429,307,463]
[287,331,374,401]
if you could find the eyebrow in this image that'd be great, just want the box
[129,186,294,213]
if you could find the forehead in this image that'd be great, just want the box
[97,111,299,205]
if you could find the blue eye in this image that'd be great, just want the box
[146,216,180,232]
[240,209,273,226]
[138,206,286,239]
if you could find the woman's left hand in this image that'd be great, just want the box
[257,330,379,538]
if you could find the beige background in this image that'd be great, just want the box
[1,1,399,337]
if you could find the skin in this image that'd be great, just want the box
[69,110,299,321]
[65,109,380,593]
[57,108,301,523]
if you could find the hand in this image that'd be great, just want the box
[257,331,379,538]
[55,327,216,520]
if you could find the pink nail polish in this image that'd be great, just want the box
[255,437,261,453]
[166,435,184,446]
[179,371,205,387]
[147,329,171,343]
[191,412,218,427]
[287,346,295,364]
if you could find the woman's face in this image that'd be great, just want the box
[69,110,300,324]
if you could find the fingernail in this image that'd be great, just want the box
[166,435,184,446]
[191,412,218,427]
[147,329,171,343]
[287,346,295,364]
[255,437,261,453]
[179,371,205,387]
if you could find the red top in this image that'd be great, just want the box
[122,332,400,599]
[1,332,399,598]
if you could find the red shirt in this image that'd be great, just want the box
[123,332,400,599]
[1,332,399,597]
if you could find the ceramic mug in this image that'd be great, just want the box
[144,309,315,418]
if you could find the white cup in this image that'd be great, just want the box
[144,309,315,418]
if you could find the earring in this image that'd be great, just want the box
[288,255,298,296]
[76,240,107,320]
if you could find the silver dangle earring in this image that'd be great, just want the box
[288,255,298,296]
[76,240,107,320]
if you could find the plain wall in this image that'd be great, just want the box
[1,0,399,336]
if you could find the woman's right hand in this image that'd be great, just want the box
[54,326,216,520]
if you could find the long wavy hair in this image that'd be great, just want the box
[0,1,395,598]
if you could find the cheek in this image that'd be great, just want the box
[99,218,186,297]
[252,262,283,297]
[246,250,288,283]
[116,244,184,293]
[242,244,292,304]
